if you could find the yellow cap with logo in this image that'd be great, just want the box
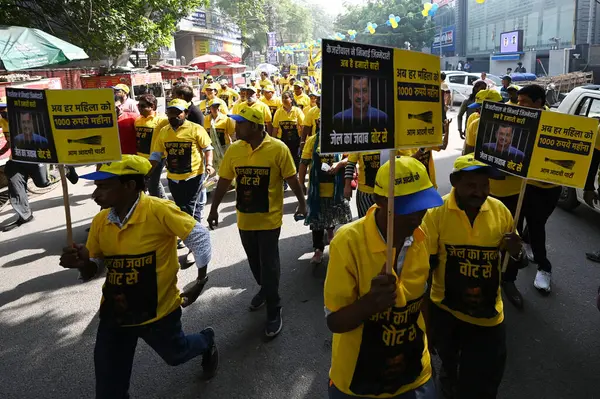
[204,83,220,92]
[167,99,190,111]
[374,156,443,215]
[229,106,265,125]
[80,155,152,181]
[452,153,502,176]
[468,89,503,109]
[112,84,130,94]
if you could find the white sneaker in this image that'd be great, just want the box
[534,270,552,292]
[523,243,535,263]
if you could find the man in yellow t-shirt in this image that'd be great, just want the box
[293,82,311,111]
[343,151,383,217]
[250,77,261,91]
[231,87,248,115]
[325,157,442,398]
[135,93,169,199]
[423,154,523,399]
[207,106,307,338]
[218,79,240,109]
[198,83,228,116]
[260,85,282,119]
[204,102,236,148]
[259,71,271,88]
[302,76,314,94]
[150,99,214,223]
[301,93,321,148]
[279,74,289,93]
[237,85,273,135]
[462,90,526,308]
[59,155,218,397]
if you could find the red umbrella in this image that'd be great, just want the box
[211,51,242,64]
[188,54,228,70]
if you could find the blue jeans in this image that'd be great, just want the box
[328,378,437,399]
[94,307,212,399]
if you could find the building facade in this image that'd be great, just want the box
[175,10,243,65]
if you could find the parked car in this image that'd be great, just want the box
[444,72,503,104]
[556,85,600,213]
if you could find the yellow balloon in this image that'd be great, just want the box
[421,9,429,16]
[368,26,376,34]
[476,0,485,2]
[391,20,398,28]
[424,2,432,10]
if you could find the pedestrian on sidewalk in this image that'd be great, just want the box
[59,155,218,399]
[207,106,307,338]
[324,156,443,399]
[423,154,524,399]
[134,93,169,199]
[298,129,352,264]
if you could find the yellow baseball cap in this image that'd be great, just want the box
[80,155,152,181]
[374,157,443,215]
[293,82,303,88]
[204,83,220,92]
[112,84,130,94]
[263,85,275,92]
[167,98,190,111]
[453,153,502,177]
[469,89,503,109]
[506,85,519,92]
[229,106,265,125]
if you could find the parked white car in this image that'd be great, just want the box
[443,72,503,104]
[556,85,600,213]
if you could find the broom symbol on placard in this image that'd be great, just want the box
[67,135,102,145]
[544,157,575,170]
[408,111,433,124]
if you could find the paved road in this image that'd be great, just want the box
[1,111,600,399]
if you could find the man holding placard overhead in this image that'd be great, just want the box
[423,154,524,399]
[324,156,443,399]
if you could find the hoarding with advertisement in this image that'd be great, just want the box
[431,26,455,55]
[500,30,523,54]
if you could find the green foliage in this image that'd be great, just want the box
[334,0,436,49]
[0,0,207,59]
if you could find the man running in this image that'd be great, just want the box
[207,106,307,338]
[325,156,442,399]
[59,155,218,398]
[424,154,523,399]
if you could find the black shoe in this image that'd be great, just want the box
[265,307,283,338]
[1,215,33,232]
[249,290,266,311]
[201,327,219,380]
[586,250,600,263]
[66,166,79,185]
[502,281,524,309]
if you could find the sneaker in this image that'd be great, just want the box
[248,290,266,311]
[534,270,552,293]
[523,243,535,263]
[201,327,219,379]
[265,308,283,338]
[310,249,323,264]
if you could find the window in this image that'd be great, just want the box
[467,76,479,85]
[588,99,600,120]
[576,97,591,117]
[575,97,600,120]
[449,75,466,84]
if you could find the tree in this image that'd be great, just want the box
[0,0,207,60]
[334,0,436,50]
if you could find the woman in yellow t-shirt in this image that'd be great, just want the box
[298,131,352,264]
[272,91,305,167]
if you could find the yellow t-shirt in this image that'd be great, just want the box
[238,100,273,123]
[218,88,239,108]
[198,97,228,116]
[423,189,513,327]
[153,120,212,180]
[347,151,383,194]
[325,206,432,397]
[86,194,196,326]
[294,93,311,110]
[135,113,169,158]
[260,96,283,118]
[259,78,271,88]
[301,134,336,198]
[303,83,315,94]
[219,134,297,230]
[204,114,236,146]
[231,100,245,116]
[0,117,9,136]
[303,106,321,137]
[465,114,480,147]
[272,107,305,139]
